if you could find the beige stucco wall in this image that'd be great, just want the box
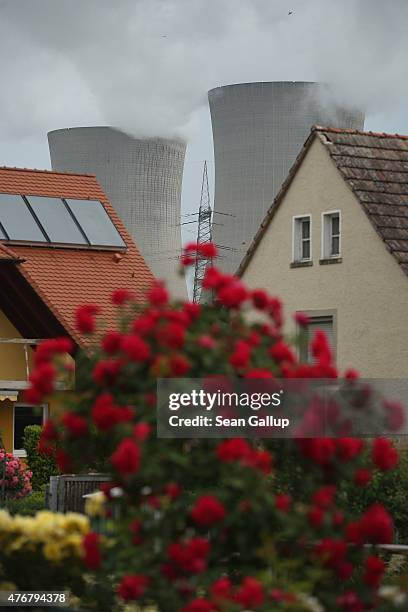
[241,137,408,377]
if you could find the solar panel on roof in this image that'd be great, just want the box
[65,199,126,247]
[0,194,47,242]
[26,196,88,245]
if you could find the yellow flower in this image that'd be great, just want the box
[85,491,106,518]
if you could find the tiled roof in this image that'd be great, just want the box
[238,126,408,278]
[0,167,155,345]
[314,127,408,277]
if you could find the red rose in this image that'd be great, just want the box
[82,532,101,570]
[132,313,158,336]
[101,331,123,355]
[111,438,140,475]
[29,363,56,396]
[191,495,226,527]
[312,485,336,509]
[121,335,151,362]
[211,577,232,600]
[183,302,201,322]
[168,537,209,574]
[235,577,264,609]
[337,438,364,461]
[249,449,273,475]
[383,400,405,432]
[298,438,337,465]
[147,282,169,306]
[202,266,225,290]
[198,335,216,349]
[217,281,247,308]
[251,289,269,310]
[75,304,100,334]
[164,482,182,500]
[269,341,295,364]
[34,337,73,366]
[354,468,372,486]
[117,574,150,600]
[294,312,309,326]
[217,438,252,462]
[308,506,325,528]
[372,438,399,471]
[169,354,191,376]
[62,412,88,437]
[133,422,151,441]
[93,359,121,386]
[92,393,133,431]
[111,289,134,305]
[244,368,274,378]
[275,493,292,513]
[314,538,347,569]
[55,449,72,473]
[198,242,218,258]
[364,555,385,588]
[311,330,332,364]
[229,340,251,369]
[41,419,58,442]
[159,322,186,350]
[182,599,215,612]
[360,504,393,544]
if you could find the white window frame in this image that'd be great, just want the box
[292,214,312,263]
[321,210,341,259]
[296,309,337,364]
[13,403,48,457]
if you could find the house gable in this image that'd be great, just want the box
[241,136,408,377]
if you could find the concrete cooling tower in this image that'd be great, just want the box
[48,127,187,298]
[208,82,365,273]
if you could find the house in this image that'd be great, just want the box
[0,166,154,455]
[238,126,408,377]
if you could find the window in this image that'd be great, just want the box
[13,404,48,457]
[298,312,336,364]
[322,211,341,258]
[293,215,311,262]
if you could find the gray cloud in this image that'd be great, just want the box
[0,0,407,140]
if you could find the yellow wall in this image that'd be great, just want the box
[0,308,73,454]
[241,137,408,377]
[0,310,35,381]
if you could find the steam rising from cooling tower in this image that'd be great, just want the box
[208,82,365,273]
[47,127,186,297]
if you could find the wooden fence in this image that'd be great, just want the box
[47,474,111,513]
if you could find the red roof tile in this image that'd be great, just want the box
[0,167,155,345]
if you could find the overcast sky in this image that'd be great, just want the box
[0,0,407,242]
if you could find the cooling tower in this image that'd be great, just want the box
[208,82,365,273]
[48,127,187,297]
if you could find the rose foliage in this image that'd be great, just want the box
[25,242,408,611]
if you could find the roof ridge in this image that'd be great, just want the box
[0,166,97,178]
[313,125,408,141]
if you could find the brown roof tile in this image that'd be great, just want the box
[0,167,155,345]
[238,126,408,278]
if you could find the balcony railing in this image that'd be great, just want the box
[0,339,73,391]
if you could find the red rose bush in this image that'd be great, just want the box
[25,243,407,611]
